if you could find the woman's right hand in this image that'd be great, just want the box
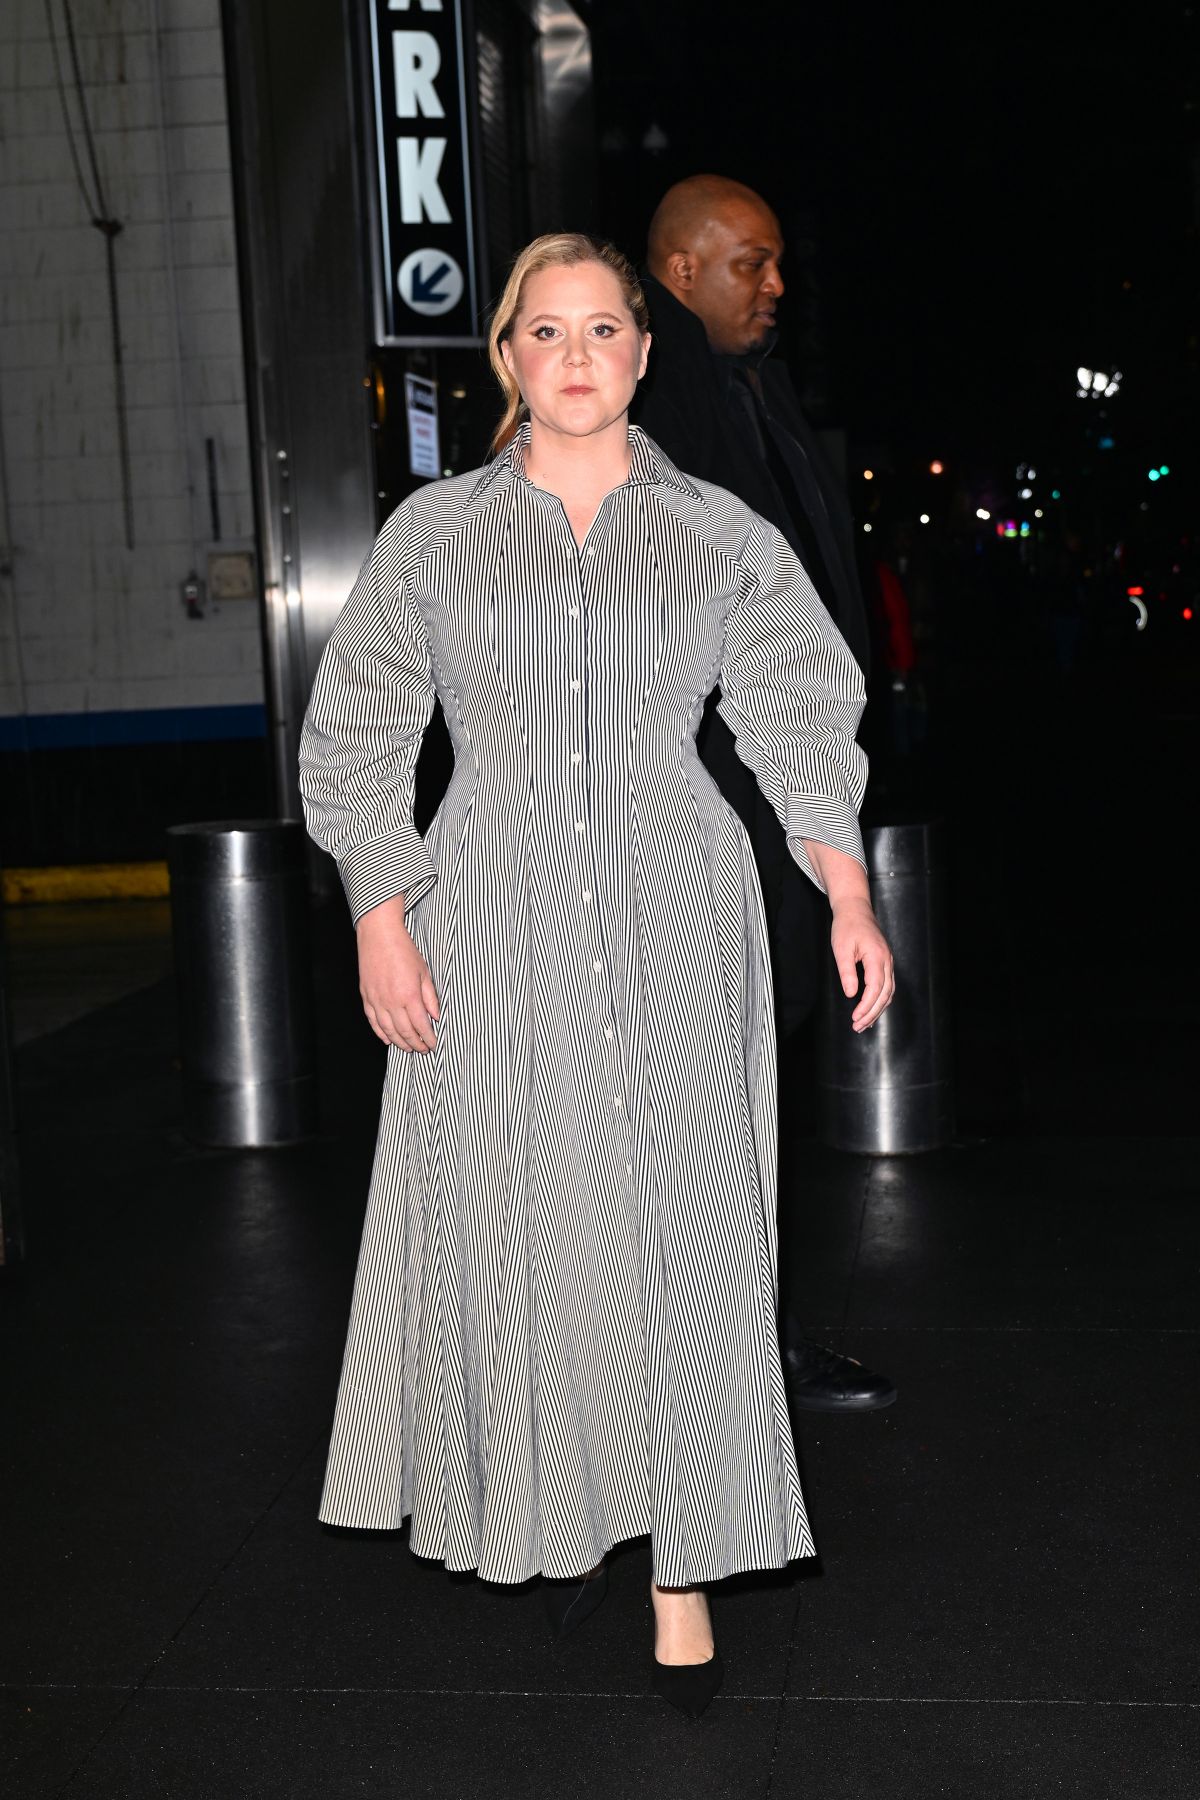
[356,895,440,1051]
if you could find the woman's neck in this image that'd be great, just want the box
[523,415,632,502]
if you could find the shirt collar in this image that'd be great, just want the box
[469,421,700,502]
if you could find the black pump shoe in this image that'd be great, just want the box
[652,1647,725,1719]
[543,1563,608,1640]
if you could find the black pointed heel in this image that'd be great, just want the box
[543,1562,609,1640]
[652,1646,724,1719]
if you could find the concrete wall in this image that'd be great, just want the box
[0,0,263,790]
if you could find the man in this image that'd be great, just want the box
[633,174,896,1414]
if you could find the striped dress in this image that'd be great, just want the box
[298,424,867,1586]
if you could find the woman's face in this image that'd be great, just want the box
[501,261,650,443]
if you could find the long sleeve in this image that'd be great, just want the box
[298,507,438,924]
[716,520,868,894]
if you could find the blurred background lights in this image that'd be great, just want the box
[1051,488,1062,499]
[919,513,930,524]
[1019,487,1033,499]
[1148,469,1161,481]
[1076,366,1122,399]
[862,522,873,532]
[976,508,991,520]
[1034,508,1044,518]
[863,469,874,480]
[930,460,944,475]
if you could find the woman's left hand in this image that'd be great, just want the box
[831,897,895,1033]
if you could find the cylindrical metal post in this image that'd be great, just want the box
[166,821,317,1147]
[817,819,953,1154]
[0,886,24,1267]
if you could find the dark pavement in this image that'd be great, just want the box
[2,636,1197,1798]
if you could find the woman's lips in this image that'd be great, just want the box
[562,385,595,395]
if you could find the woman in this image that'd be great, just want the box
[298,234,893,1718]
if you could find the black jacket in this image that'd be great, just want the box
[632,274,869,1032]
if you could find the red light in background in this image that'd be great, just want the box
[1126,586,1144,597]
[1184,608,1194,621]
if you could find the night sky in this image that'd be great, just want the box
[590,2,1199,482]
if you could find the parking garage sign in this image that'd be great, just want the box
[367,0,482,344]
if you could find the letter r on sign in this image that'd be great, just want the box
[393,31,445,118]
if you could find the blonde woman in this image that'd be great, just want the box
[299,234,893,1718]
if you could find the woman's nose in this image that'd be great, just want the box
[563,337,591,365]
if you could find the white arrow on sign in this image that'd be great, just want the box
[397,248,464,318]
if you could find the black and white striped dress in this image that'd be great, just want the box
[299,425,867,1586]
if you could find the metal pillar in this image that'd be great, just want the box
[817,820,954,1154]
[221,0,379,827]
[0,891,23,1268]
[166,823,317,1147]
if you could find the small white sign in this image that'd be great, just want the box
[405,373,441,481]
[396,248,465,318]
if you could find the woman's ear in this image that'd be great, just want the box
[500,336,515,376]
[638,331,652,381]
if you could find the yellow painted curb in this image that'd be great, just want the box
[2,862,170,905]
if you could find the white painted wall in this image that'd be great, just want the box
[0,0,262,723]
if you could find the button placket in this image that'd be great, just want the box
[566,511,630,1142]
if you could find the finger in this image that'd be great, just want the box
[371,1003,417,1051]
[833,940,861,1000]
[420,967,440,1022]
[402,998,438,1051]
[851,946,888,1014]
[854,959,896,1030]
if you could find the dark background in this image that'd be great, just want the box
[591,1,1198,477]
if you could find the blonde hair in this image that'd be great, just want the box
[487,233,649,453]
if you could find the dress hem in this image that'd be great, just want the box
[317,1506,816,1587]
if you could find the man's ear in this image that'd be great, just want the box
[665,251,694,292]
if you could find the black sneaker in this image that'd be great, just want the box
[783,1338,897,1413]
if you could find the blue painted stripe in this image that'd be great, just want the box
[0,704,268,752]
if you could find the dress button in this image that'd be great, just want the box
[582,890,592,904]
[568,605,580,618]
[571,751,582,764]
[626,1162,633,1175]
[570,679,580,692]
[613,1095,623,1110]
[593,960,603,974]
[604,1027,613,1040]
[575,819,585,832]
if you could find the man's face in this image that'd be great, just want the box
[684,202,785,355]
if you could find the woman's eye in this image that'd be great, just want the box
[592,323,616,338]
[533,325,558,340]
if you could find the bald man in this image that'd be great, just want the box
[633,177,894,1415]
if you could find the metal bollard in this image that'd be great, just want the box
[0,889,23,1267]
[817,819,954,1153]
[166,821,317,1147]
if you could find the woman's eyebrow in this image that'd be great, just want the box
[521,311,622,325]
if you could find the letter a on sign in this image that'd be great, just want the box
[368,0,480,342]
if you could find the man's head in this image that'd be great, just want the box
[647,176,784,356]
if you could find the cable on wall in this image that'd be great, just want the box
[45,0,135,550]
